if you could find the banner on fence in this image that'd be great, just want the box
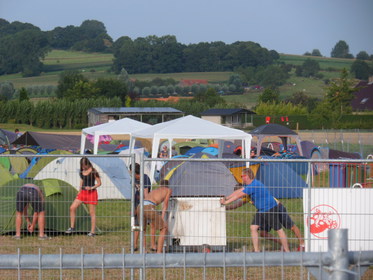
[303,188,373,252]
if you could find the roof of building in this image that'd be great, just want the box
[200,108,256,116]
[179,79,208,86]
[88,107,183,114]
[351,81,373,111]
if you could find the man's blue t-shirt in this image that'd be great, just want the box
[242,179,276,212]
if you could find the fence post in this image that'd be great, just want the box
[328,229,350,280]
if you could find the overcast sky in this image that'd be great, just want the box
[1,0,372,57]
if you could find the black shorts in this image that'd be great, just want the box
[252,204,284,231]
[16,187,44,213]
[259,204,294,232]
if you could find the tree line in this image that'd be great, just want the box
[0,18,278,76]
[1,18,372,80]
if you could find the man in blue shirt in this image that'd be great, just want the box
[220,168,290,252]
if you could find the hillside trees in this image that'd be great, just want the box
[356,51,370,60]
[311,69,356,127]
[284,91,320,112]
[0,82,15,101]
[258,88,280,104]
[0,27,49,76]
[351,60,372,80]
[56,71,88,99]
[48,20,112,52]
[194,88,226,107]
[112,36,278,74]
[295,58,320,77]
[56,70,128,104]
[331,40,353,58]
[236,64,289,88]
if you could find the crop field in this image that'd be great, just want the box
[279,54,354,70]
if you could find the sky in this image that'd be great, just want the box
[1,0,372,57]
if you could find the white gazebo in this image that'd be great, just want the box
[80,118,152,154]
[131,115,252,182]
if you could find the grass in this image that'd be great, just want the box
[279,54,354,70]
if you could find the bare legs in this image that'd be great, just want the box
[69,199,96,234]
[15,211,22,237]
[69,199,83,229]
[87,204,96,234]
[251,225,290,252]
[15,211,46,238]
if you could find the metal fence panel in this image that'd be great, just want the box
[0,154,373,279]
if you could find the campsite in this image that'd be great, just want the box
[1,114,373,280]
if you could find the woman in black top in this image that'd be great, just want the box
[65,157,101,236]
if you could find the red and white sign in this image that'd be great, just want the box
[303,189,373,252]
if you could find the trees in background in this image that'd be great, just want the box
[304,49,322,57]
[47,20,112,52]
[56,70,128,105]
[0,22,50,76]
[112,36,278,74]
[0,82,15,101]
[351,60,372,80]
[311,69,356,127]
[356,51,370,61]
[236,64,289,88]
[331,40,354,59]
[258,87,280,104]
[295,58,321,77]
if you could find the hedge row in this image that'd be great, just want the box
[252,114,373,129]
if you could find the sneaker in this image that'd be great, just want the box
[65,227,75,234]
[297,245,305,252]
[12,235,21,240]
[87,232,96,237]
[38,235,51,240]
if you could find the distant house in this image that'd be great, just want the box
[179,79,208,87]
[351,77,373,111]
[201,108,256,128]
[87,107,184,126]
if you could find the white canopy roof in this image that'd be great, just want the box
[131,115,252,181]
[80,118,151,154]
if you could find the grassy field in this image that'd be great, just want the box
[0,49,354,90]
[279,54,354,70]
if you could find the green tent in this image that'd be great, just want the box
[0,178,94,235]
[1,150,29,174]
[26,150,73,179]
[0,156,11,171]
[0,164,16,186]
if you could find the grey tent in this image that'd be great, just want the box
[12,131,93,151]
[166,161,238,197]
[0,129,16,146]
[250,124,303,156]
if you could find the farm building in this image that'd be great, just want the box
[351,77,373,111]
[200,108,256,128]
[87,107,184,126]
[179,79,208,87]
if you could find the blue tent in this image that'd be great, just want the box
[256,159,307,198]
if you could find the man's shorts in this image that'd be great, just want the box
[252,204,283,231]
[259,204,295,232]
[16,187,44,213]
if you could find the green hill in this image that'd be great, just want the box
[0,50,356,107]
